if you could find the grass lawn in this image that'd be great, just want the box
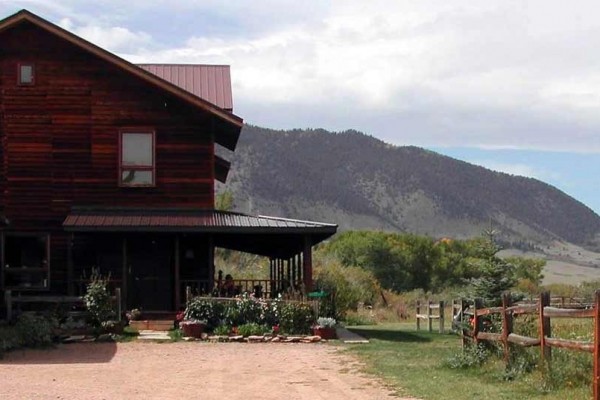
[342,323,591,400]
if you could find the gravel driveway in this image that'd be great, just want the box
[0,341,408,400]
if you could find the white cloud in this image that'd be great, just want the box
[58,18,152,54]
[4,0,600,152]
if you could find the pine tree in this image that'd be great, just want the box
[469,229,515,306]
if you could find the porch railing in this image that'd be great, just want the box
[180,279,294,299]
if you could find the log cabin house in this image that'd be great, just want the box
[0,10,337,316]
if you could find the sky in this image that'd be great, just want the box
[1,1,599,214]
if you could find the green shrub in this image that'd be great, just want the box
[185,298,223,329]
[237,323,269,337]
[15,314,55,348]
[213,325,232,336]
[83,270,115,328]
[235,294,263,324]
[444,343,491,369]
[313,258,380,319]
[0,325,21,356]
[279,302,315,334]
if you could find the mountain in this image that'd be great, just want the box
[218,125,600,249]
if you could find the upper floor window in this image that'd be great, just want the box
[18,63,34,85]
[119,130,155,187]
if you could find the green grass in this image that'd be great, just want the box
[342,323,591,400]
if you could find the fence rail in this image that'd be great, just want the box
[457,291,600,400]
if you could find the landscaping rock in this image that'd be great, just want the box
[247,335,265,342]
[229,335,244,342]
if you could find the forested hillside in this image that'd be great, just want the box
[219,125,600,248]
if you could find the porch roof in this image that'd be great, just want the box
[63,207,337,258]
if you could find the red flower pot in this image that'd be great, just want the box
[181,322,206,338]
[313,326,337,340]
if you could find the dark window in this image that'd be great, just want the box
[18,63,34,85]
[119,130,155,186]
[3,233,50,290]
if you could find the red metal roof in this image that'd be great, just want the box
[137,64,233,111]
[63,208,337,233]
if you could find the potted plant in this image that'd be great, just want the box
[126,308,146,331]
[180,319,207,338]
[312,317,337,339]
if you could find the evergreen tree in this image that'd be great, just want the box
[469,229,516,305]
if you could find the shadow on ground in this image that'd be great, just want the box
[347,327,432,343]
[1,342,117,364]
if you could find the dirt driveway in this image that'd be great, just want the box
[0,341,409,400]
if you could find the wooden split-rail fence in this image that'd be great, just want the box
[457,291,600,400]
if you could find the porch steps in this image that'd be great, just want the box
[129,319,174,332]
[137,330,171,341]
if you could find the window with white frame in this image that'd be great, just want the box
[18,63,34,85]
[119,130,155,186]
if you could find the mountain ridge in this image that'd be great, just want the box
[218,125,600,249]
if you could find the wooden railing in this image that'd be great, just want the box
[181,279,285,299]
[4,288,122,322]
[460,291,600,399]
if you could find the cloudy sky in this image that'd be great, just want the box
[2,1,599,213]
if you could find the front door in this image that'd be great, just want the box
[127,235,173,311]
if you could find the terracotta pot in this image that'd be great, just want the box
[313,326,336,340]
[181,322,206,338]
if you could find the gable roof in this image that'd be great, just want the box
[0,9,243,151]
[138,64,234,111]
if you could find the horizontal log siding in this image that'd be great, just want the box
[0,23,217,292]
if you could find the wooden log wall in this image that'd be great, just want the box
[0,23,222,293]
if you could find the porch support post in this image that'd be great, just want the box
[208,235,215,293]
[121,237,128,311]
[297,253,302,286]
[291,256,296,290]
[302,236,313,292]
[67,233,74,296]
[174,235,180,310]
[287,258,291,288]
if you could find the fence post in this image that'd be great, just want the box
[439,300,445,334]
[4,290,11,321]
[501,292,512,365]
[539,291,552,369]
[427,300,433,333]
[460,298,468,348]
[473,298,482,345]
[115,288,122,322]
[416,301,421,331]
[594,290,600,400]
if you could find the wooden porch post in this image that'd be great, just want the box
[174,235,180,310]
[278,259,283,292]
[297,253,302,286]
[302,236,313,292]
[67,233,74,296]
[208,235,215,293]
[291,256,296,289]
[286,258,291,288]
[121,237,128,311]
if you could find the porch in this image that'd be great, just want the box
[63,208,337,312]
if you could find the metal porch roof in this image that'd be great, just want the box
[63,208,336,233]
[63,208,337,258]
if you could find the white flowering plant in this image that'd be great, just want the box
[315,317,337,328]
